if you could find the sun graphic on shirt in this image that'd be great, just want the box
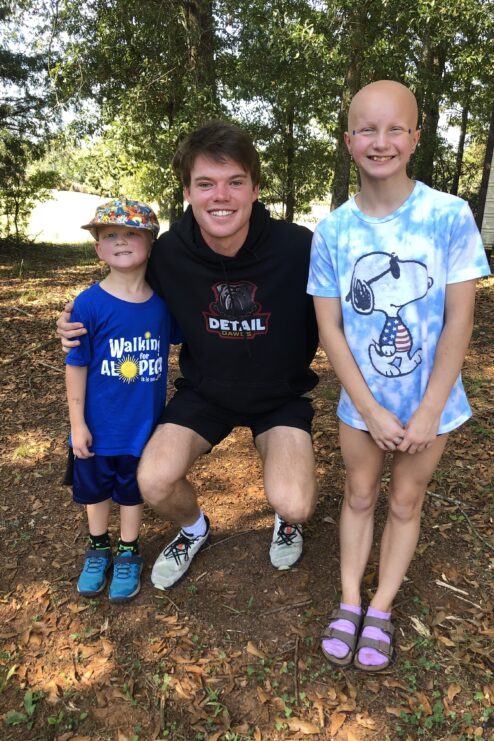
[116,355,140,383]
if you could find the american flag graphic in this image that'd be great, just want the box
[380,318,412,352]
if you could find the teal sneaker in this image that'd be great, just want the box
[109,551,144,603]
[77,548,112,596]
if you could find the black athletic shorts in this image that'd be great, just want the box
[157,386,314,448]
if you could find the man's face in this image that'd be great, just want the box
[184,154,259,256]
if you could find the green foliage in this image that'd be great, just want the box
[3,0,494,223]
[221,0,335,218]
[5,689,44,730]
[0,132,59,240]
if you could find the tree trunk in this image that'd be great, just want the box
[331,61,360,210]
[476,100,494,230]
[169,181,184,224]
[284,107,295,222]
[451,101,469,196]
[185,0,218,119]
[413,39,446,186]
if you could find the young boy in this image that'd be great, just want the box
[308,80,490,671]
[66,198,179,603]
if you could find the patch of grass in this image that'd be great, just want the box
[319,387,339,401]
[5,689,44,730]
[0,662,17,693]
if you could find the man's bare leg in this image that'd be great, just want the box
[138,423,212,589]
[255,426,317,568]
[137,423,211,526]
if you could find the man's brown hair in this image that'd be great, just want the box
[172,120,261,188]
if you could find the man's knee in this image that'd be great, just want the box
[269,477,318,523]
[137,456,176,508]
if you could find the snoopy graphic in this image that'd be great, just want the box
[346,252,433,377]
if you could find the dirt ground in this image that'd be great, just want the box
[0,242,493,741]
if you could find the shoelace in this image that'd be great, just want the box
[84,553,109,572]
[275,521,302,546]
[164,531,195,564]
[114,559,136,579]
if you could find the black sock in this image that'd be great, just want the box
[117,537,139,555]
[89,531,111,550]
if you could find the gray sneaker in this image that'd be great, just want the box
[269,513,303,570]
[151,517,210,590]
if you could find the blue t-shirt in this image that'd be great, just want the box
[66,284,180,456]
[307,181,490,433]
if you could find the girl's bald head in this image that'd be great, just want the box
[348,80,418,132]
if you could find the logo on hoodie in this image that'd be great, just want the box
[203,281,270,339]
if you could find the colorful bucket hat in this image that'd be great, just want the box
[81,197,160,240]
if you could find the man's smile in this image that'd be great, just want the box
[208,209,236,217]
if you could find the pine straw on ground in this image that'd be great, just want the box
[0,242,493,741]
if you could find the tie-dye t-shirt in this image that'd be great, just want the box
[307,181,490,433]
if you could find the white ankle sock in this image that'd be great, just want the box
[183,510,207,538]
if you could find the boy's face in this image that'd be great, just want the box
[184,154,259,256]
[344,81,420,185]
[95,225,153,270]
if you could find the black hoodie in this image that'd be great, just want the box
[148,201,318,415]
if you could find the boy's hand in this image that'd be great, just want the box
[56,301,87,352]
[363,404,407,452]
[71,423,94,459]
[397,406,441,455]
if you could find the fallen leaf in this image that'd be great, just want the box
[410,616,431,637]
[276,717,320,734]
[232,724,250,734]
[246,641,267,659]
[437,635,457,647]
[355,713,376,729]
[43,679,61,703]
[33,584,50,599]
[79,645,101,659]
[414,692,432,715]
[174,679,194,700]
[330,712,346,736]
[386,706,404,717]
[256,686,269,704]
[67,602,90,613]
[483,685,494,703]
[383,678,408,691]
[183,665,205,674]
[155,614,179,624]
[327,687,337,702]
[312,697,325,727]
[336,700,356,712]
[447,683,462,701]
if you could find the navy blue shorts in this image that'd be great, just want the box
[72,454,142,506]
[157,386,314,448]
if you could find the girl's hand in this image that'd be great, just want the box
[397,406,441,455]
[363,405,406,451]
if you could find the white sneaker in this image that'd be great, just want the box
[151,517,210,590]
[269,513,303,570]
